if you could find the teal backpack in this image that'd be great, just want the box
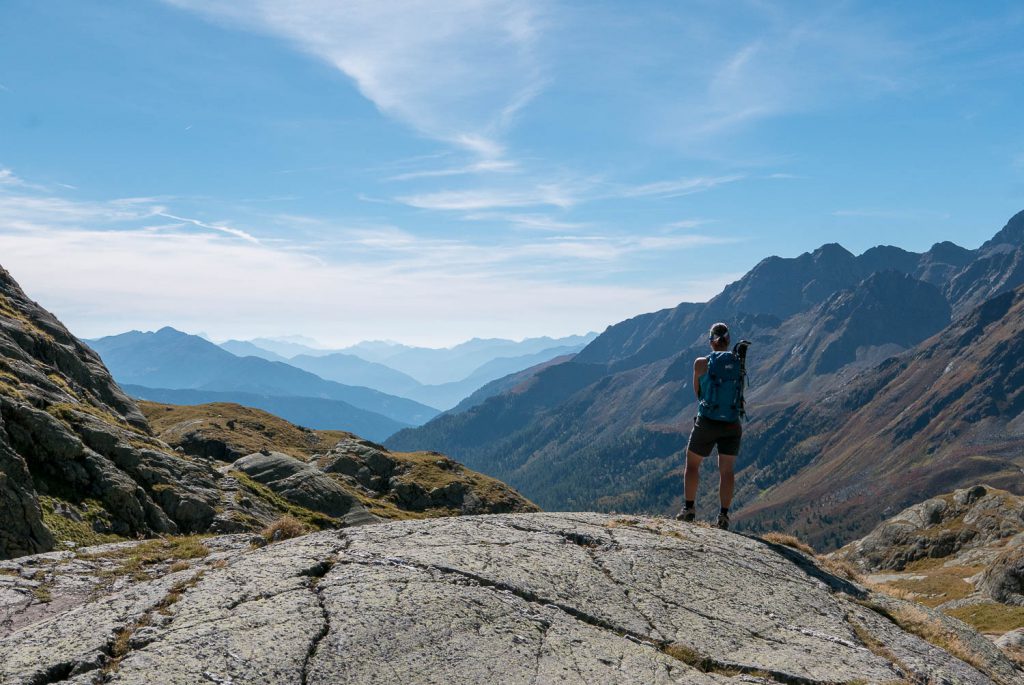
[698,343,749,422]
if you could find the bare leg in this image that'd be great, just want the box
[718,453,736,509]
[684,451,703,502]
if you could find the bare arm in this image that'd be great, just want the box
[693,357,707,401]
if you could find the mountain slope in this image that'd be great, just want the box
[287,343,590,411]
[355,333,598,385]
[123,385,409,442]
[88,328,438,426]
[218,339,289,362]
[0,267,243,558]
[737,285,1024,548]
[387,273,955,512]
[286,352,422,397]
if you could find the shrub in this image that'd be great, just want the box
[762,532,815,555]
[261,515,309,543]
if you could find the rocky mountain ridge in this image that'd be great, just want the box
[388,210,1024,545]
[736,285,1024,547]
[88,327,439,425]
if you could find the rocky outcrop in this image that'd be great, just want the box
[835,485,1024,658]
[231,450,371,524]
[0,266,242,558]
[2,513,1020,684]
[837,485,1024,572]
[982,546,1024,607]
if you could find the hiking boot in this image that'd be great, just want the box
[716,512,729,530]
[675,508,695,523]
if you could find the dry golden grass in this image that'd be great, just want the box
[139,401,350,461]
[945,603,1024,634]
[887,603,992,677]
[761,532,815,555]
[1003,645,1024,668]
[662,643,715,671]
[885,566,980,607]
[81,536,210,581]
[815,555,864,583]
[261,515,309,543]
[847,615,913,680]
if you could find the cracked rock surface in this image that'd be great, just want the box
[2,513,1021,684]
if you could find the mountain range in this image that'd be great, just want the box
[387,210,1024,548]
[220,333,597,410]
[87,327,438,434]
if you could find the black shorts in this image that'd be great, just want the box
[686,415,742,458]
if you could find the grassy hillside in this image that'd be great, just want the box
[140,401,538,522]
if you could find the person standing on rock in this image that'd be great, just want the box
[677,322,749,530]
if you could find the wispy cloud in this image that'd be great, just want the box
[156,212,261,244]
[396,173,742,213]
[164,0,546,157]
[462,212,588,232]
[386,159,518,182]
[0,173,738,344]
[642,3,914,148]
[397,185,578,211]
[617,174,744,199]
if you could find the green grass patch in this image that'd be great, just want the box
[886,566,980,608]
[229,470,338,529]
[80,536,210,581]
[349,487,461,521]
[38,496,125,547]
[0,293,51,340]
[945,603,1024,634]
[46,373,77,398]
[47,401,144,435]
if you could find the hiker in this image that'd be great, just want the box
[677,322,749,530]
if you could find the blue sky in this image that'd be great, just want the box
[1,1,1022,346]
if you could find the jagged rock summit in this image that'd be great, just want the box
[2,513,1021,684]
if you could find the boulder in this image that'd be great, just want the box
[232,451,364,520]
[982,546,1024,606]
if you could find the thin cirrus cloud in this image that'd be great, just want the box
[646,3,914,149]
[162,0,545,158]
[396,174,744,212]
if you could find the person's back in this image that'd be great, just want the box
[677,322,747,530]
[697,349,744,423]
